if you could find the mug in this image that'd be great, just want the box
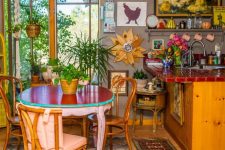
[206,33,215,41]
[182,33,191,41]
[194,33,203,41]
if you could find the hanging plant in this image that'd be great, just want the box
[26,23,41,38]
[26,0,41,38]
[111,29,146,65]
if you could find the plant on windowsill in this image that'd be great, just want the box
[54,64,89,94]
[31,62,40,83]
[133,69,148,89]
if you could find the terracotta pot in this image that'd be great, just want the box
[60,79,78,94]
[26,24,41,38]
[32,75,39,83]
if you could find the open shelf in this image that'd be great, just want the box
[145,28,224,41]
[145,29,223,32]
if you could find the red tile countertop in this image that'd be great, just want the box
[144,64,225,83]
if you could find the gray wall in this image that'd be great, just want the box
[100,0,225,119]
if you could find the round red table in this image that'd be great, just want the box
[18,85,114,150]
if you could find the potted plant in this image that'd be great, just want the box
[26,0,41,38]
[133,69,148,89]
[59,34,112,84]
[7,23,23,39]
[31,63,40,83]
[26,17,41,38]
[55,64,89,94]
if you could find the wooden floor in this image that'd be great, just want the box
[0,124,181,149]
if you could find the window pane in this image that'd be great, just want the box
[57,5,90,38]
[91,5,99,40]
[19,0,49,80]
[57,0,98,4]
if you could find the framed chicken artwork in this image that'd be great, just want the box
[117,2,147,26]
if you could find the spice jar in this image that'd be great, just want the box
[208,55,213,65]
[179,21,186,29]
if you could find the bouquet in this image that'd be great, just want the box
[167,33,188,65]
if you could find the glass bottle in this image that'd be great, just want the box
[187,14,192,29]
[194,12,202,29]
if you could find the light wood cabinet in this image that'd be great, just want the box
[165,82,225,150]
[0,33,7,128]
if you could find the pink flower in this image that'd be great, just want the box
[168,34,188,51]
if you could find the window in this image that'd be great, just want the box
[56,0,99,60]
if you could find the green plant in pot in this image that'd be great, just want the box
[59,34,112,84]
[8,23,23,39]
[55,64,89,94]
[25,0,41,38]
[133,69,148,89]
[31,63,40,83]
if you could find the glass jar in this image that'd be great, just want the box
[186,14,192,29]
[194,12,202,29]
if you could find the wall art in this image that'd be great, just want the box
[156,0,221,17]
[108,70,129,96]
[152,39,164,50]
[171,83,184,125]
[117,2,147,26]
[111,29,146,65]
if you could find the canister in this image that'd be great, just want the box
[213,56,218,65]
[208,55,213,64]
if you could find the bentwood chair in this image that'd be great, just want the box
[0,76,23,149]
[88,77,137,150]
[17,103,87,150]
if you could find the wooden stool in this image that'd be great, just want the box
[132,90,166,132]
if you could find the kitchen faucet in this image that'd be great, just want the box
[187,40,206,66]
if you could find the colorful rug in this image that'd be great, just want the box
[133,138,176,150]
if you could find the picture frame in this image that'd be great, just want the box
[213,6,225,27]
[152,39,164,50]
[170,83,184,125]
[108,70,129,96]
[117,2,147,26]
[156,0,221,17]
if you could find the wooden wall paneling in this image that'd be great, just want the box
[192,82,225,150]
[165,83,193,150]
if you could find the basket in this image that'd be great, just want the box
[0,100,6,128]
[60,79,78,94]
[26,24,41,38]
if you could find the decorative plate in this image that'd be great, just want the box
[146,15,159,28]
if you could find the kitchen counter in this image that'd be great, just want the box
[144,64,225,82]
[144,63,225,150]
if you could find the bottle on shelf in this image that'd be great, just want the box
[193,12,202,29]
[187,14,192,29]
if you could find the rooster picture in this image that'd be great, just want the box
[123,3,141,25]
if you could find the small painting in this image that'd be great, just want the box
[171,83,184,125]
[117,2,147,26]
[156,0,221,17]
[213,6,225,27]
[152,39,164,50]
[108,70,129,96]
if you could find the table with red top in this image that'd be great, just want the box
[18,85,114,150]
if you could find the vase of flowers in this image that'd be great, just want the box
[150,48,174,68]
[167,33,188,66]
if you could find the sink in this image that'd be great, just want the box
[186,65,225,70]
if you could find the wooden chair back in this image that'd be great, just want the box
[112,77,136,123]
[0,76,23,121]
[17,104,63,150]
